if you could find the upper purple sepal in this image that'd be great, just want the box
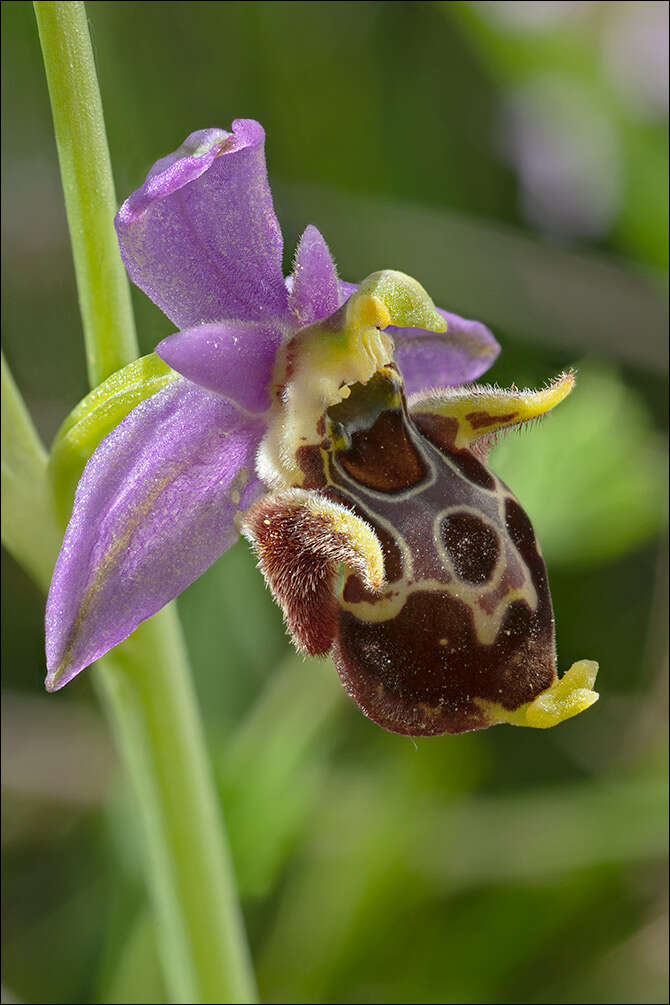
[115,120,288,330]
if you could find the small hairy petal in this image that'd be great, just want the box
[156,321,282,412]
[338,282,499,394]
[242,489,385,656]
[45,381,265,690]
[409,372,575,454]
[115,121,288,329]
[288,225,340,326]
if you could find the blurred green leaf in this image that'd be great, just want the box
[220,652,343,898]
[97,909,166,1005]
[1,353,61,587]
[177,539,290,730]
[259,763,666,1002]
[445,1,669,268]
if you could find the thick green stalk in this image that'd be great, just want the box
[34,0,137,386]
[32,3,257,1001]
[97,614,257,1004]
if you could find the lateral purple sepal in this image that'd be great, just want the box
[45,380,265,690]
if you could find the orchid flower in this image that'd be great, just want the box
[45,119,598,735]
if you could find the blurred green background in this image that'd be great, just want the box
[2,2,668,1003]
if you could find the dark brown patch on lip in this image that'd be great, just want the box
[342,574,385,604]
[505,497,545,588]
[447,447,496,491]
[296,444,327,489]
[411,412,458,450]
[502,495,555,680]
[412,413,495,490]
[337,409,427,492]
[465,410,518,429]
[440,512,500,584]
[332,582,556,736]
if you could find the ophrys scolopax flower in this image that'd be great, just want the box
[45,119,598,735]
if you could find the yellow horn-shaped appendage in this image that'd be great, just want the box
[408,371,575,453]
[477,660,599,729]
[258,270,446,489]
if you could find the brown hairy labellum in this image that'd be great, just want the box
[245,366,597,736]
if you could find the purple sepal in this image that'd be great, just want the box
[45,380,265,690]
[391,308,500,395]
[115,120,288,329]
[156,321,281,413]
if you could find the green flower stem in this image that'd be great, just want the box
[1,388,256,1001]
[34,0,137,387]
[97,613,257,1004]
[32,3,258,1001]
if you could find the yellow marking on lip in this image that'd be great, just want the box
[338,574,536,646]
[417,701,441,719]
[303,490,386,593]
